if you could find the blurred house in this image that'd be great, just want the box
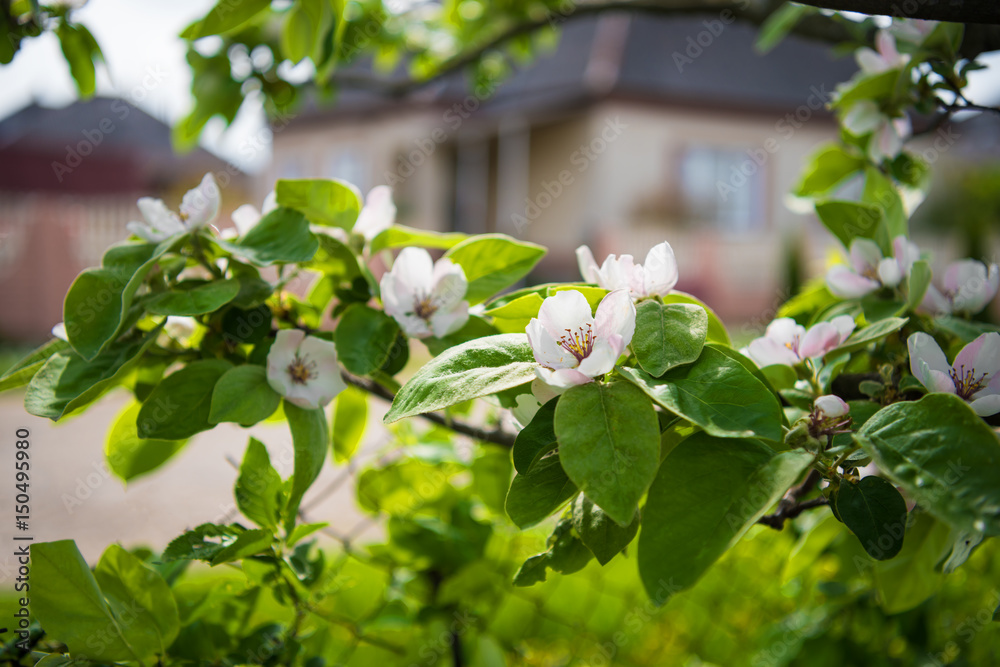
[0,97,245,342]
[264,12,860,324]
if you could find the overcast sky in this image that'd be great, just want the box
[0,1,997,174]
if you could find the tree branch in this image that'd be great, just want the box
[341,371,518,448]
[757,469,829,529]
[328,0,1000,97]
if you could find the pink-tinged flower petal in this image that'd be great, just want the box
[829,315,856,344]
[535,366,592,390]
[576,338,619,377]
[593,289,636,348]
[746,336,799,367]
[919,283,951,315]
[531,377,562,404]
[598,254,635,293]
[969,394,1000,417]
[232,204,262,236]
[354,185,396,240]
[954,333,1000,380]
[872,121,904,162]
[261,191,277,215]
[856,47,887,74]
[814,395,849,419]
[379,273,410,320]
[876,31,906,67]
[849,238,883,275]
[642,242,679,297]
[843,101,883,136]
[576,245,602,284]
[392,247,435,295]
[878,257,903,287]
[430,302,469,338]
[764,318,805,347]
[537,290,594,341]
[431,258,468,310]
[945,260,998,314]
[892,236,921,274]
[907,332,951,384]
[526,318,576,370]
[799,322,841,358]
[267,329,306,397]
[827,265,880,298]
[180,173,221,229]
[396,312,433,339]
[923,368,958,394]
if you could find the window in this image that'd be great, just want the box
[324,148,368,192]
[680,146,766,233]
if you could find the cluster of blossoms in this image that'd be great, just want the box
[826,236,920,299]
[920,260,1000,316]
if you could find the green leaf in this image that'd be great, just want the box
[571,494,639,565]
[209,364,281,426]
[660,291,730,344]
[832,69,902,110]
[275,178,362,228]
[284,401,330,526]
[0,338,70,392]
[235,438,284,532]
[633,301,707,377]
[180,0,271,39]
[162,523,244,562]
[856,394,1000,536]
[512,398,558,474]
[94,544,180,656]
[287,521,330,547]
[282,4,314,63]
[862,166,907,241]
[106,402,187,482]
[26,328,159,420]
[306,234,361,279]
[826,317,906,357]
[423,316,500,356]
[836,475,908,560]
[332,385,367,463]
[31,540,143,662]
[483,293,545,334]
[619,346,784,442]
[146,279,240,316]
[907,260,932,310]
[505,455,577,529]
[814,200,886,253]
[56,22,99,97]
[638,433,814,600]
[933,316,1000,344]
[138,359,232,440]
[370,224,468,254]
[334,304,401,375]
[872,511,951,613]
[222,207,319,266]
[793,143,865,198]
[385,334,536,422]
[444,234,546,304]
[554,381,660,526]
[64,240,164,360]
[512,519,593,586]
[210,528,275,565]
[755,2,817,53]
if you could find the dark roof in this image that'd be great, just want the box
[0,97,238,193]
[293,12,859,125]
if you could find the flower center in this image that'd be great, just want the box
[783,334,801,357]
[412,294,438,321]
[559,324,595,362]
[950,364,989,399]
[287,353,318,385]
